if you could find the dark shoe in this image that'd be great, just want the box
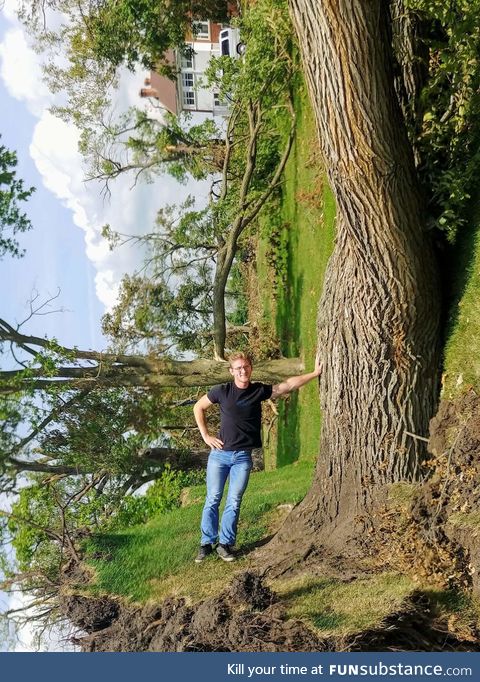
[195,544,213,563]
[216,544,235,562]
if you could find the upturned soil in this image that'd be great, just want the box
[64,391,480,652]
[66,571,479,652]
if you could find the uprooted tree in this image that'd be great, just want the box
[0,315,301,494]
[264,0,480,582]
[265,0,444,570]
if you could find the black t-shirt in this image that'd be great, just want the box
[207,382,273,450]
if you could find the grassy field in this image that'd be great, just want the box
[85,459,314,603]
[257,89,336,467]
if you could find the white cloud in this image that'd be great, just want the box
[2,0,21,23]
[0,9,210,315]
[0,28,51,116]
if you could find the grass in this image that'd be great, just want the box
[443,205,480,397]
[84,459,314,603]
[447,511,480,530]
[256,87,336,467]
[275,573,415,637]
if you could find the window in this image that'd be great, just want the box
[192,21,210,39]
[182,73,195,109]
[183,91,196,107]
[213,92,227,108]
[182,73,194,88]
[181,51,193,70]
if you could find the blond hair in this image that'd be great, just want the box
[228,351,253,368]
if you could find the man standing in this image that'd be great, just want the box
[193,351,321,563]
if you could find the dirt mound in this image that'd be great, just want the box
[229,571,275,610]
[68,572,324,652]
[66,572,480,652]
[415,389,480,591]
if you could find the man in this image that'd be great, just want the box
[193,351,322,563]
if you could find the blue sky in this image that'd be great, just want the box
[0,1,212,649]
[1,72,105,349]
[0,2,209,353]
[0,9,105,349]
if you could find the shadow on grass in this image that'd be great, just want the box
[86,532,134,558]
[275,210,304,466]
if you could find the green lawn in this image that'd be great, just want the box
[84,459,314,603]
[257,88,336,466]
[442,201,480,397]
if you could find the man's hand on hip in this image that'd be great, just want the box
[204,434,224,450]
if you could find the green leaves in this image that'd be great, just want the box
[0,136,35,259]
[406,0,480,241]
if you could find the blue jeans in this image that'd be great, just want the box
[200,449,253,546]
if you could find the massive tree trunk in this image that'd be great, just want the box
[0,321,303,390]
[0,357,302,392]
[272,0,441,560]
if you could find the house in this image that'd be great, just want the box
[140,20,242,117]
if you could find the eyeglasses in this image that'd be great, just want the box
[231,365,251,372]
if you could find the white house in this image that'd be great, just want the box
[140,21,242,117]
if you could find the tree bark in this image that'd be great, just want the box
[390,0,429,166]
[0,352,303,393]
[274,0,441,556]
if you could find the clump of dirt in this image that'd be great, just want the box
[415,389,480,591]
[62,595,119,633]
[229,571,274,610]
[365,389,480,592]
[66,572,480,652]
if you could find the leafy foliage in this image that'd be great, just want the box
[108,465,204,530]
[406,0,480,241]
[101,201,216,353]
[0,136,35,258]
[81,109,225,189]
[18,0,229,71]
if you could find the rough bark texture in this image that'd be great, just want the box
[270,0,441,561]
[0,355,303,392]
[390,0,429,166]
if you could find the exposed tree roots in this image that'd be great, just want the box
[60,390,480,652]
[66,572,479,652]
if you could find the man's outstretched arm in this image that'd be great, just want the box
[271,356,322,399]
[193,394,224,450]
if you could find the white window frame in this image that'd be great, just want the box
[181,72,196,109]
[182,90,196,108]
[192,21,210,39]
[180,47,194,70]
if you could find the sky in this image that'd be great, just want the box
[0,0,211,650]
[0,0,209,352]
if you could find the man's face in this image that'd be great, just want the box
[229,360,253,386]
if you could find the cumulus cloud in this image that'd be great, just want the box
[0,27,51,116]
[0,10,208,313]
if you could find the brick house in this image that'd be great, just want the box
[140,18,240,117]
